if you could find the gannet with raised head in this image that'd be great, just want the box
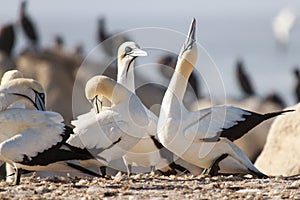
[157,18,292,177]
[67,75,150,175]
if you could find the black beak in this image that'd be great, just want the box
[91,95,102,113]
[180,18,196,56]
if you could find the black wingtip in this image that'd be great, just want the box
[65,162,101,177]
[264,109,295,120]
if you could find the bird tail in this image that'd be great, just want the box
[65,162,101,177]
[248,168,268,178]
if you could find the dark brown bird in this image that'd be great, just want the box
[264,92,286,108]
[236,60,255,97]
[0,24,15,57]
[97,17,130,57]
[293,68,300,102]
[19,0,39,48]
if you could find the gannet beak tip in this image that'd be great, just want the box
[188,18,196,44]
[130,48,148,57]
[180,18,197,56]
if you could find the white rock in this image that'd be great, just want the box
[35,186,50,194]
[236,189,262,194]
[255,103,300,176]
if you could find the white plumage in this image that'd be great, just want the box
[0,71,97,184]
[1,70,24,85]
[158,19,286,177]
[0,77,45,111]
[0,109,64,164]
[183,105,250,142]
[273,7,297,45]
[115,42,181,175]
[0,70,26,182]
[67,75,150,170]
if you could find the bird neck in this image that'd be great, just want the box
[98,20,107,41]
[117,60,136,93]
[0,93,27,111]
[169,57,194,101]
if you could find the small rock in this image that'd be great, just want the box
[291,180,300,187]
[48,184,56,190]
[76,179,88,186]
[134,174,141,179]
[236,189,262,194]
[35,186,50,194]
[115,171,122,178]
[86,186,102,195]
[244,174,253,179]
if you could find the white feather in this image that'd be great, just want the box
[184,105,250,142]
[68,77,150,164]
[0,110,64,164]
[158,19,265,176]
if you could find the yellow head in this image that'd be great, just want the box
[85,75,131,112]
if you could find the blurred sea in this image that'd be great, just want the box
[1,0,300,106]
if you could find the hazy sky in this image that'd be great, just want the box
[1,0,300,103]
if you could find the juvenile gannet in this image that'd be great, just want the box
[0,24,15,57]
[19,0,39,48]
[293,68,300,103]
[97,17,131,58]
[67,75,150,176]
[235,60,255,97]
[157,18,292,177]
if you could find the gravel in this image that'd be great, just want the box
[0,173,299,199]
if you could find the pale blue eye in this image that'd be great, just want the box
[125,46,132,54]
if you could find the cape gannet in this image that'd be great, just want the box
[68,75,150,176]
[157,18,292,177]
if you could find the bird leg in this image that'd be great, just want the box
[13,168,22,185]
[202,154,229,176]
[99,166,107,178]
[126,164,132,176]
[150,165,156,176]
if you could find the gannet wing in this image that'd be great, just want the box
[68,109,127,150]
[0,123,64,163]
[184,105,251,142]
